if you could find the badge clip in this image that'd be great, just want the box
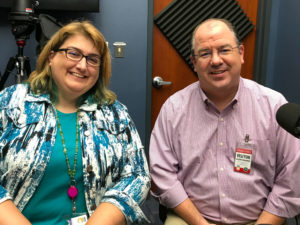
[244,134,250,143]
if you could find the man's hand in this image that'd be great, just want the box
[256,210,285,225]
[173,198,212,225]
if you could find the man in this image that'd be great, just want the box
[150,18,300,225]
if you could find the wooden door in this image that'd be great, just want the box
[151,0,258,128]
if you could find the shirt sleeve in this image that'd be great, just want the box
[149,99,188,208]
[0,109,12,205]
[0,185,12,205]
[263,123,300,218]
[101,112,151,224]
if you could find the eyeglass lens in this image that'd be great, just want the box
[61,48,101,66]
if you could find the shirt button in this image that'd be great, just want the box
[219,142,223,146]
[91,204,97,210]
[84,130,91,136]
[220,117,224,122]
[220,168,224,171]
[222,193,226,197]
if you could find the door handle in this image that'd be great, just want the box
[152,76,172,88]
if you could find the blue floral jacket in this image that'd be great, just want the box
[0,84,150,224]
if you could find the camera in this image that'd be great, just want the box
[9,0,39,41]
[0,0,62,90]
[0,0,39,90]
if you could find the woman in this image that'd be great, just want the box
[0,21,150,225]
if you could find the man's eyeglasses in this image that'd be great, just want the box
[193,46,240,60]
[55,48,101,67]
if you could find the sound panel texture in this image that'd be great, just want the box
[154,0,254,70]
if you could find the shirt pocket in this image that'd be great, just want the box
[226,139,276,176]
[251,139,276,170]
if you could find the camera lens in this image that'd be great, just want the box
[11,0,34,13]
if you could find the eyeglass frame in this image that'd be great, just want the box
[192,45,241,60]
[54,48,101,67]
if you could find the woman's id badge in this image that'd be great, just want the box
[67,214,88,225]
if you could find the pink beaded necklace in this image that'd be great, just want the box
[56,111,79,213]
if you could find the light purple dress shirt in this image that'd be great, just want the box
[150,78,300,224]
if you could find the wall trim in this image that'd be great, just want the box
[253,0,273,85]
[145,0,153,161]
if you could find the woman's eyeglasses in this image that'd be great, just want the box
[55,48,101,67]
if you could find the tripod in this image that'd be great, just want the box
[0,39,31,90]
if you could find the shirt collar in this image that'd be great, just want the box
[198,77,244,110]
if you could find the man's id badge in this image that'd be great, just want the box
[234,134,254,174]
